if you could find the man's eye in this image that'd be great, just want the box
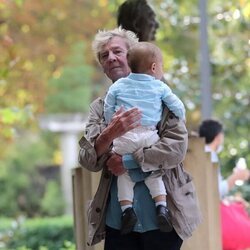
[114,50,122,55]
[100,53,108,60]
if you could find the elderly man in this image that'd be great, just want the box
[78,27,201,250]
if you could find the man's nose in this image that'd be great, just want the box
[107,51,116,61]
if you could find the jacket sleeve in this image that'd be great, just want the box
[133,107,188,172]
[78,98,109,172]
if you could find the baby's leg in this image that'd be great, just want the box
[117,172,137,234]
[145,175,173,232]
[154,194,167,206]
[144,174,167,203]
[117,172,135,209]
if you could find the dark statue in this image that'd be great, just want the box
[117,0,159,41]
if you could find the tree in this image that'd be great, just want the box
[45,42,93,114]
[0,0,112,153]
[0,0,113,217]
[152,0,249,175]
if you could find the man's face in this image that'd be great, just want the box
[99,36,131,82]
[215,132,224,153]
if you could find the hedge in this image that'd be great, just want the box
[0,216,75,250]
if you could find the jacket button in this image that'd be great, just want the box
[96,208,101,213]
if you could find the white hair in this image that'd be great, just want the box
[92,26,138,62]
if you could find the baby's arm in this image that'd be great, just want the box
[104,90,116,124]
[161,83,186,120]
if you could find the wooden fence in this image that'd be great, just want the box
[72,136,222,250]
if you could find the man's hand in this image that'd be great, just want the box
[227,168,250,190]
[106,152,126,176]
[95,107,141,157]
[108,107,142,140]
[233,167,250,182]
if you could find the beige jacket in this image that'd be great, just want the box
[78,97,202,246]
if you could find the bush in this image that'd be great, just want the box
[0,133,65,217]
[41,181,65,216]
[0,216,75,250]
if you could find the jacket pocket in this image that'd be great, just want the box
[171,179,201,230]
[171,180,196,209]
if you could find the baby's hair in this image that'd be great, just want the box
[127,42,162,73]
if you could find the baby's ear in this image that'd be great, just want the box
[151,62,156,72]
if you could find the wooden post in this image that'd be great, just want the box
[72,167,103,250]
[72,167,88,250]
[182,136,222,250]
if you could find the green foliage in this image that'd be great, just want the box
[0,133,64,217]
[231,184,250,203]
[0,0,110,151]
[0,106,34,140]
[0,216,74,250]
[0,218,12,232]
[13,0,24,7]
[45,42,93,114]
[41,181,65,216]
[153,0,249,182]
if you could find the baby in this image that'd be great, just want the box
[104,42,185,234]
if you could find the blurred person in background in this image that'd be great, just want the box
[199,119,250,250]
[199,119,249,198]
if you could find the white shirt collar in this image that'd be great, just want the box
[205,145,219,163]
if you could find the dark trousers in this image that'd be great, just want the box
[104,226,183,250]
